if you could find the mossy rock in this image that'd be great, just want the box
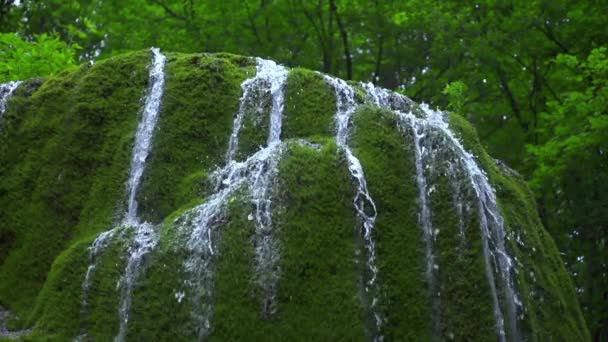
[0,50,589,341]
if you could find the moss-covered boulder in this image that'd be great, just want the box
[0,50,589,341]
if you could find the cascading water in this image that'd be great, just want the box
[80,47,166,342]
[115,47,166,342]
[399,113,440,326]
[179,58,287,340]
[391,104,522,341]
[418,105,522,341]
[324,76,385,341]
[363,83,441,337]
[123,48,166,225]
[0,48,587,341]
[362,82,522,340]
[0,81,22,121]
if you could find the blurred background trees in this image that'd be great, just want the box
[1,0,606,339]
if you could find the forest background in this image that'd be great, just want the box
[0,1,606,339]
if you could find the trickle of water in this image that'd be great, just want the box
[362,78,521,340]
[114,47,166,342]
[446,160,469,244]
[226,58,288,161]
[183,143,284,339]
[397,115,436,274]
[0,81,22,120]
[115,223,159,342]
[324,76,384,341]
[82,228,121,300]
[417,105,521,341]
[181,58,287,340]
[124,47,166,225]
[364,82,440,337]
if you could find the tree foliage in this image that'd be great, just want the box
[529,47,608,338]
[0,32,77,82]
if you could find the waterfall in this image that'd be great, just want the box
[394,105,521,341]
[180,58,287,340]
[363,83,441,338]
[361,81,521,340]
[124,48,167,225]
[0,81,22,121]
[420,105,522,341]
[63,52,524,340]
[398,113,441,330]
[323,76,385,341]
[115,47,166,342]
[80,48,166,342]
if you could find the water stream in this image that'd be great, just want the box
[180,58,287,340]
[405,105,522,341]
[324,76,385,341]
[80,47,166,342]
[0,81,22,121]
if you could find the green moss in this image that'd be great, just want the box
[422,143,496,339]
[84,229,134,341]
[27,240,90,339]
[0,50,149,320]
[208,52,257,68]
[208,192,261,340]
[137,53,254,223]
[206,142,363,340]
[269,142,365,339]
[26,227,133,341]
[234,85,270,161]
[351,106,431,340]
[283,68,336,140]
[124,216,196,341]
[0,51,589,341]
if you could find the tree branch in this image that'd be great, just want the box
[330,0,351,79]
[495,66,526,130]
[149,0,187,21]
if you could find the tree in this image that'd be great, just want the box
[529,47,608,341]
[0,33,77,82]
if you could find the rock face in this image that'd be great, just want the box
[0,50,589,341]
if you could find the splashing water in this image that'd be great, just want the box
[360,82,412,112]
[180,58,287,340]
[0,81,22,121]
[323,76,385,341]
[115,222,159,342]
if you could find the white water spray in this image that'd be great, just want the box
[361,82,412,112]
